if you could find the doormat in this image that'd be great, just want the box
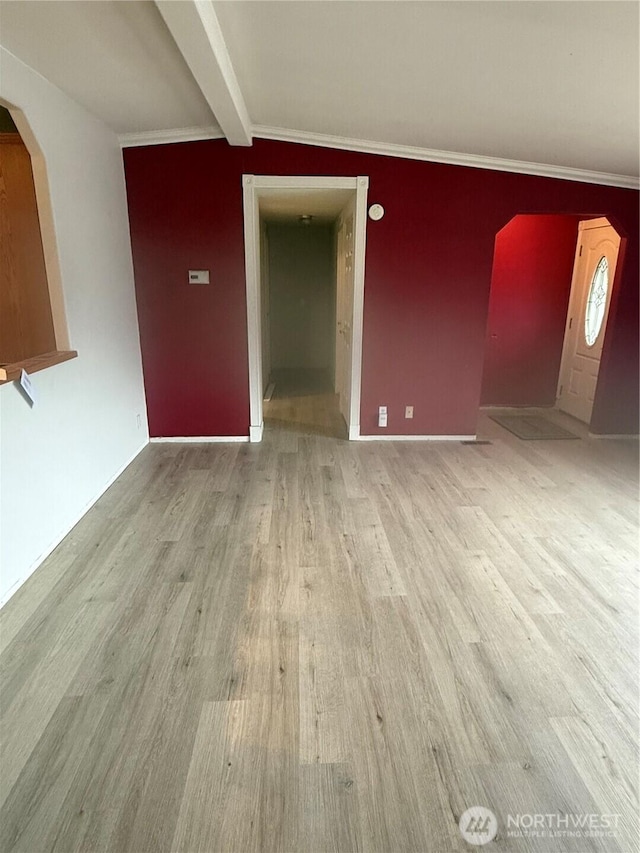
[489,414,579,440]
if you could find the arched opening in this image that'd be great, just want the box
[480,213,626,430]
[0,101,75,382]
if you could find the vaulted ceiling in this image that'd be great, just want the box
[0,1,638,183]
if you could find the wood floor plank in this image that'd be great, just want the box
[0,407,637,853]
[0,598,116,810]
[298,763,361,852]
[550,714,639,850]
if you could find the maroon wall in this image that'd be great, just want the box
[123,139,639,437]
[481,215,582,407]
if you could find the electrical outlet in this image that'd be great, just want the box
[378,406,388,428]
[405,406,414,419]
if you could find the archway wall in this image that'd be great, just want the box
[481,215,584,408]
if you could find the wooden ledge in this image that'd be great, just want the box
[0,350,77,383]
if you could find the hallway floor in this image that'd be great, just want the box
[0,413,638,852]
[264,368,346,439]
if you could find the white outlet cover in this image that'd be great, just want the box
[188,270,210,284]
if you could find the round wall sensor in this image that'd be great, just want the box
[368,203,385,221]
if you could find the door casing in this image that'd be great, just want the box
[242,175,369,441]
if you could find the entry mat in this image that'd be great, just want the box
[489,414,579,441]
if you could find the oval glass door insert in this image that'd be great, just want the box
[584,255,608,346]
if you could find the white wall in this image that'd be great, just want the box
[0,48,148,603]
[268,223,335,371]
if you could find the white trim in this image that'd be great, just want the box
[249,423,263,443]
[248,175,359,190]
[349,177,369,436]
[243,176,263,441]
[150,436,249,443]
[355,434,477,442]
[589,433,639,440]
[0,442,148,609]
[253,126,639,190]
[155,0,251,146]
[242,174,368,443]
[264,382,275,402]
[118,123,640,189]
[119,126,224,148]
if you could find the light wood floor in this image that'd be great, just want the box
[264,369,346,440]
[0,410,638,852]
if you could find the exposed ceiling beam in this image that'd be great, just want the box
[155,0,251,146]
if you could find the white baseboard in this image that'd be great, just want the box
[589,433,639,440]
[150,436,249,443]
[356,434,476,442]
[0,441,148,609]
[249,423,264,443]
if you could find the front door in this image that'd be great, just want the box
[557,218,620,424]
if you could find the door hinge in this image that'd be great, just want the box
[579,245,583,257]
[569,317,573,329]
[559,385,563,396]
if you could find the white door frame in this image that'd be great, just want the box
[242,174,369,442]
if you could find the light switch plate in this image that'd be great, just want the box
[188,270,210,284]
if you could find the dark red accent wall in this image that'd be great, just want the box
[123,139,639,437]
[481,215,582,407]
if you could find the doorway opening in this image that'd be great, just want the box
[243,176,369,442]
[261,217,342,438]
[480,213,625,430]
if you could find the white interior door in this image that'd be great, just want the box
[557,218,620,424]
[335,197,356,425]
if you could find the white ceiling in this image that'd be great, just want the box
[258,188,353,223]
[0,0,217,133]
[0,0,638,180]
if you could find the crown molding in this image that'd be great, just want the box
[118,122,639,189]
[252,125,640,190]
[119,126,224,148]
